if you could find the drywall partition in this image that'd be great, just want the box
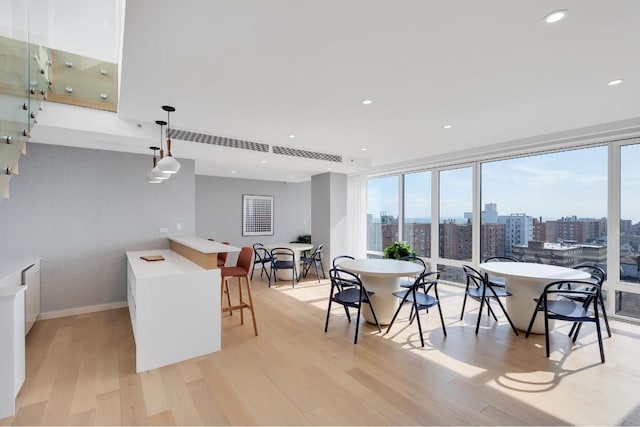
[311,172,348,269]
[0,143,196,314]
[195,175,311,254]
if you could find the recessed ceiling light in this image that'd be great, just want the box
[289,176,294,179]
[607,79,624,86]
[327,168,332,171]
[231,170,236,174]
[361,99,373,105]
[543,10,568,23]
[288,134,296,139]
[361,148,367,151]
[261,160,267,164]
[443,124,452,129]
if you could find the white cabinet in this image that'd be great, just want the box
[24,262,41,335]
[0,257,39,419]
[126,250,221,373]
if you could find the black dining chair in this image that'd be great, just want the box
[301,244,326,282]
[251,243,271,281]
[461,265,519,336]
[270,247,298,288]
[525,279,605,363]
[482,256,519,288]
[385,271,447,347]
[324,268,381,344]
[559,264,611,338]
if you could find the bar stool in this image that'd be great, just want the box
[220,246,258,336]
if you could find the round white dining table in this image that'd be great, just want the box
[479,262,590,334]
[338,258,424,325]
[264,243,314,281]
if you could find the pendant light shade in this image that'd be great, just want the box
[147,146,165,183]
[157,105,181,174]
[154,121,171,180]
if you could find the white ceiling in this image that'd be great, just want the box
[36,1,640,182]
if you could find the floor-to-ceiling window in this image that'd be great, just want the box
[480,146,607,268]
[403,171,431,258]
[366,175,399,255]
[616,142,640,318]
[365,137,640,321]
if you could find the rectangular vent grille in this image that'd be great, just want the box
[272,146,342,163]
[168,128,269,152]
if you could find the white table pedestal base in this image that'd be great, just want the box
[360,275,402,326]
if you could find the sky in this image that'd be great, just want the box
[367,144,640,223]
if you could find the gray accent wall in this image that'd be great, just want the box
[0,143,196,313]
[195,176,311,255]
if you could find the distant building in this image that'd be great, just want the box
[481,203,499,224]
[544,216,606,244]
[439,222,472,260]
[514,241,606,266]
[404,222,431,257]
[480,223,506,260]
[498,213,534,257]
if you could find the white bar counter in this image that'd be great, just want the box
[126,249,221,373]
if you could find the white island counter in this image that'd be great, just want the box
[126,249,221,373]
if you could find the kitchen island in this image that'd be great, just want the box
[126,241,239,373]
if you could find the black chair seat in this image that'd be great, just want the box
[273,260,294,269]
[545,299,591,319]
[333,287,375,307]
[487,276,506,288]
[392,289,438,309]
[467,285,511,299]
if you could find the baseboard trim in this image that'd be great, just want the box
[38,301,128,320]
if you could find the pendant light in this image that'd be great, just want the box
[147,147,163,183]
[153,120,171,180]
[157,105,181,174]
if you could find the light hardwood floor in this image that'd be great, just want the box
[3,273,640,426]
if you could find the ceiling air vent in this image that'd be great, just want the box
[168,128,269,152]
[272,146,342,163]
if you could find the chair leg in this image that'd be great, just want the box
[490,295,519,336]
[460,292,469,321]
[385,293,410,335]
[244,275,258,336]
[221,279,233,316]
[599,293,612,337]
[237,276,244,325]
[414,300,425,347]
[434,288,447,337]
[475,293,486,335]
[354,303,362,344]
[525,300,541,338]
[314,262,320,283]
[595,314,605,363]
[544,309,551,358]
[324,298,333,333]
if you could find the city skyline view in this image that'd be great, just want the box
[368,144,640,223]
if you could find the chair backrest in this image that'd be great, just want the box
[332,255,355,269]
[483,256,519,263]
[408,271,441,292]
[463,265,486,289]
[253,244,270,263]
[271,247,295,263]
[329,268,363,292]
[572,264,606,285]
[310,244,324,260]
[400,255,427,274]
[541,279,601,305]
[236,247,254,271]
